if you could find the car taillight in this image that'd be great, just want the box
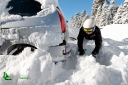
[58,11,66,33]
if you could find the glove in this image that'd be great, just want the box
[92,51,98,58]
[79,49,85,56]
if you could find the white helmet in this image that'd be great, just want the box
[83,18,95,29]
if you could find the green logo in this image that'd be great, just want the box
[3,72,12,80]
[20,75,29,79]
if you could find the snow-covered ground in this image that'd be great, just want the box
[0,0,128,85]
[0,24,128,85]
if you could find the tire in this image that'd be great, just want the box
[7,43,37,55]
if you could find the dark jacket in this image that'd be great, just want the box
[77,26,102,54]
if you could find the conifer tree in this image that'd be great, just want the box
[99,0,109,26]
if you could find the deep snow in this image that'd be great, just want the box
[0,24,128,85]
[0,0,128,85]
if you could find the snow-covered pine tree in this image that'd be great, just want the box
[74,12,82,28]
[95,5,102,26]
[68,16,75,28]
[108,0,116,24]
[113,4,123,24]
[99,0,109,26]
[69,10,89,28]
[113,0,128,24]
[121,1,128,24]
[92,0,105,18]
[69,12,81,28]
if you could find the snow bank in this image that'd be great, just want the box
[1,50,128,85]
[1,24,128,85]
[0,13,22,23]
[0,0,128,85]
[0,48,54,85]
[29,31,62,50]
[68,27,79,39]
[0,48,74,85]
[101,24,128,41]
[68,24,128,41]
[36,0,58,17]
[66,24,128,85]
[65,54,128,85]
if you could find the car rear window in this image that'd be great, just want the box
[6,0,42,16]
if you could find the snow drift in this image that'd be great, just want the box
[0,0,128,85]
[0,24,128,85]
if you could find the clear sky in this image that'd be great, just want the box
[58,0,125,21]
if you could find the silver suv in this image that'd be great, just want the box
[0,0,70,62]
